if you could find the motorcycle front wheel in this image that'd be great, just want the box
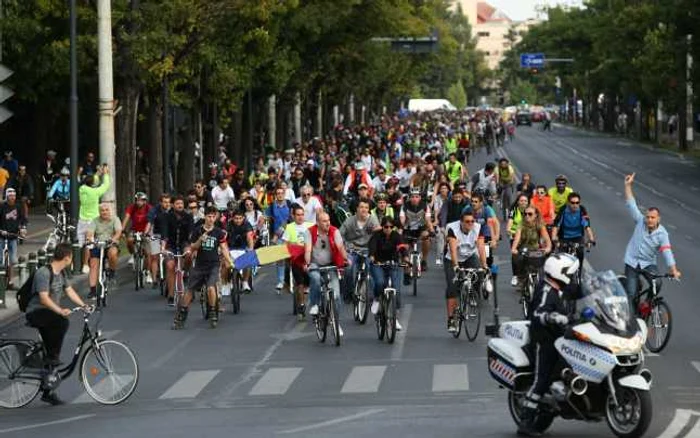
[507,391,554,434]
[605,387,652,438]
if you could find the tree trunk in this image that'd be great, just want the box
[114,83,140,213]
[147,93,164,199]
[177,111,195,191]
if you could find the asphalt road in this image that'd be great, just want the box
[0,128,698,437]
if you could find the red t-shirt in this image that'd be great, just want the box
[125,203,152,232]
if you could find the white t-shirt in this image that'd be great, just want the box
[211,185,235,210]
[295,196,322,223]
[445,221,482,262]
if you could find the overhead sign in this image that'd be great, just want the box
[520,53,545,69]
[0,64,13,124]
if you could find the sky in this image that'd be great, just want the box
[486,0,585,21]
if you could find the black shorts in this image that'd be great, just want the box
[443,255,480,299]
[403,228,427,241]
[291,264,309,287]
[187,264,219,290]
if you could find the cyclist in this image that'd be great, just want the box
[463,192,499,267]
[211,176,235,213]
[122,192,152,270]
[145,194,171,287]
[547,174,573,214]
[496,158,516,213]
[343,162,374,198]
[622,173,681,301]
[348,183,375,214]
[281,205,313,314]
[438,188,469,229]
[444,210,488,334]
[172,206,232,330]
[432,182,451,266]
[192,179,214,215]
[295,185,324,223]
[516,173,536,199]
[368,216,406,330]
[85,203,122,300]
[551,192,596,268]
[47,167,71,208]
[399,189,434,284]
[305,212,351,336]
[510,207,552,290]
[267,187,293,290]
[224,209,255,292]
[530,185,555,231]
[445,153,465,185]
[161,196,194,306]
[340,199,380,301]
[0,188,26,289]
[25,243,87,405]
[371,193,395,223]
[506,193,531,286]
[77,165,111,274]
[468,162,497,203]
[519,253,579,436]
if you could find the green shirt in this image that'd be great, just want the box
[79,174,111,221]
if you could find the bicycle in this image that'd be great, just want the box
[225,265,246,315]
[373,261,402,344]
[0,306,138,408]
[350,248,370,324]
[44,199,74,252]
[517,248,546,319]
[197,282,220,326]
[86,240,117,309]
[132,232,148,291]
[311,266,342,347]
[161,250,188,309]
[404,235,424,297]
[497,183,513,222]
[620,270,678,353]
[452,267,486,341]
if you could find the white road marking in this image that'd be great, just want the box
[159,370,220,399]
[0,414,96,434]
[147,334,196,370]
[277,409,384,435]
[390,303,413,361]
[341,366,386,393]
[72,373,136,404]
[432,364,469,392]
[616,192,623,197]
[691,361,700,375]
[249,367,302,396]
[692,186,700,192]
[656,409,700,438]
[667,224,677,230]
[687,419,700,438]
[686,235,694,241]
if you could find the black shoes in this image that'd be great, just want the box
[41,390,65,406]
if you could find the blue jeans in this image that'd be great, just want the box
[344,252,369,299]
[309,266,341,310]
[370,264,402,309]
[0,239,18,265]
[624,264,657,303]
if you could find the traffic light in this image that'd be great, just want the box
[521,99,527,105]
[0,64,13,124]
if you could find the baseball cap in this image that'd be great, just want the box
[358,183,368,189]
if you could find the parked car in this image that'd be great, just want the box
[516,111,532,126]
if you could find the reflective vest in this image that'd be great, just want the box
[283,221,313,244]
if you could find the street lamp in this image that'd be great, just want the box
[69,0,80,273]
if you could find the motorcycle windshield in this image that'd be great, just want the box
[578,270,631,332]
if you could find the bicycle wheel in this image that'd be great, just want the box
[200,287,208,319]
[0,343,42,408]
[232,278,241,315]
[134,255,142,291]
[315,297,328,342]
[464,290,481,342]
[375,302,386,341]
[329,295,341,346]
[386,292,397,344]
[98,281,108,309]
[645,300,672,353]
[454,285,468,339]
[354,278,369,324]
[80,340,139,405]
[412,260,419,296]
[521,280,533,319]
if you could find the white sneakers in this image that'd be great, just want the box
[395,320,403,331]
[145,272,153,284]
[436,258,442,266]
[338,325,344,337]
[276,282,284,290]
[371,300,379,315]
[511,276,519,287]
[309,304,319,316]
[242,282,252,292]
[82,265,89,275]
[127,256,134,266]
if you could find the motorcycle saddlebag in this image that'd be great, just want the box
[487,338,532,391]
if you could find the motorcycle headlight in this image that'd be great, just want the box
[608,334,643,354]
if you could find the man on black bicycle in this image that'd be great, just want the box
[25,243,87,405]
[161,196,193,307]
[399,189,433,284]
[172,206,232,330]
[224,208,255,293]
[444,211,488,334]
[368,216,406,331]
[145,194,170,288]
[86,203,122,300]
[340,199,380,302]
[551,192,596,270]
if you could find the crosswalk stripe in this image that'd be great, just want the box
[341,366,386,394]
[158,370,220,399]
[249,367,302,396]
[72,374,135,404]
[432,364,469,392]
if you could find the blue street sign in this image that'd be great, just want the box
[520,53,545,69]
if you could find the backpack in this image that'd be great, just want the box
[17,266,54,312]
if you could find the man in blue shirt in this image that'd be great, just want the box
[551,192,596,269]
[623,173,681,301]
[265,187,292,290]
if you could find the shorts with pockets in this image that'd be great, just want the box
[187,264,219,290]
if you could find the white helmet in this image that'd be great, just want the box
[543,253,580,285]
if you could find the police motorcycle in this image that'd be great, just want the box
[486,270,653,438]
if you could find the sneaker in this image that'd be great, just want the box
[40,391,65,406]
[145,272,153,284]
[127,256,134,266]
[395,320,403,331]
[338,324,344,337]
[167,297,175,307]
[82,265,90,275]
[511,276,519,287]
[309,304,319,316]
[370,300,379,315]
[447,320,457,333]
[403,274,411,286]
[276,282,284,290]
[87,291,96,300]
[221,284,231,296]
[436,258,442,266]
[420,260,427,271]
[242,282,251,293]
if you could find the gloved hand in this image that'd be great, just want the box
[547,312,569,326]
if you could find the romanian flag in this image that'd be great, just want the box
[234,244,306,271]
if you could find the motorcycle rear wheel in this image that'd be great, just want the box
[507,391,555,434]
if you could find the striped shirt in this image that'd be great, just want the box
[623,198,675,269]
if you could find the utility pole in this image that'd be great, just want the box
[293,92,301,144]
[268,95,276,149]
[69,0,79,225]
[97,0,116,203]
[686,34,694,150]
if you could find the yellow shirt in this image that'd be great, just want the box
[0,168,9,187]
[548,186,573,213]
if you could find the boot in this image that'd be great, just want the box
[171,306,188,330]
[517,405,542,437]
[208,306,218,329]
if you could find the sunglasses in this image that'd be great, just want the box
[189,205,198,209]
[569,201,580,205]
[537,191,545,195]
[383,225,393,229]
[302,193,311,197]
[321,240,327,250]
[471,199,480,203]
[525,212,536,216]
[463,219,475,224]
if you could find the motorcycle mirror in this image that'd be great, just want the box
[581,306,596,320]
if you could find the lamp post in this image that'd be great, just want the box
[69,0,78,224]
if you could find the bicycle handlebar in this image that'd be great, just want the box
[69,305,96,315]
[162,250,191,258]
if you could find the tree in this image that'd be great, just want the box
[447,80,467,109]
